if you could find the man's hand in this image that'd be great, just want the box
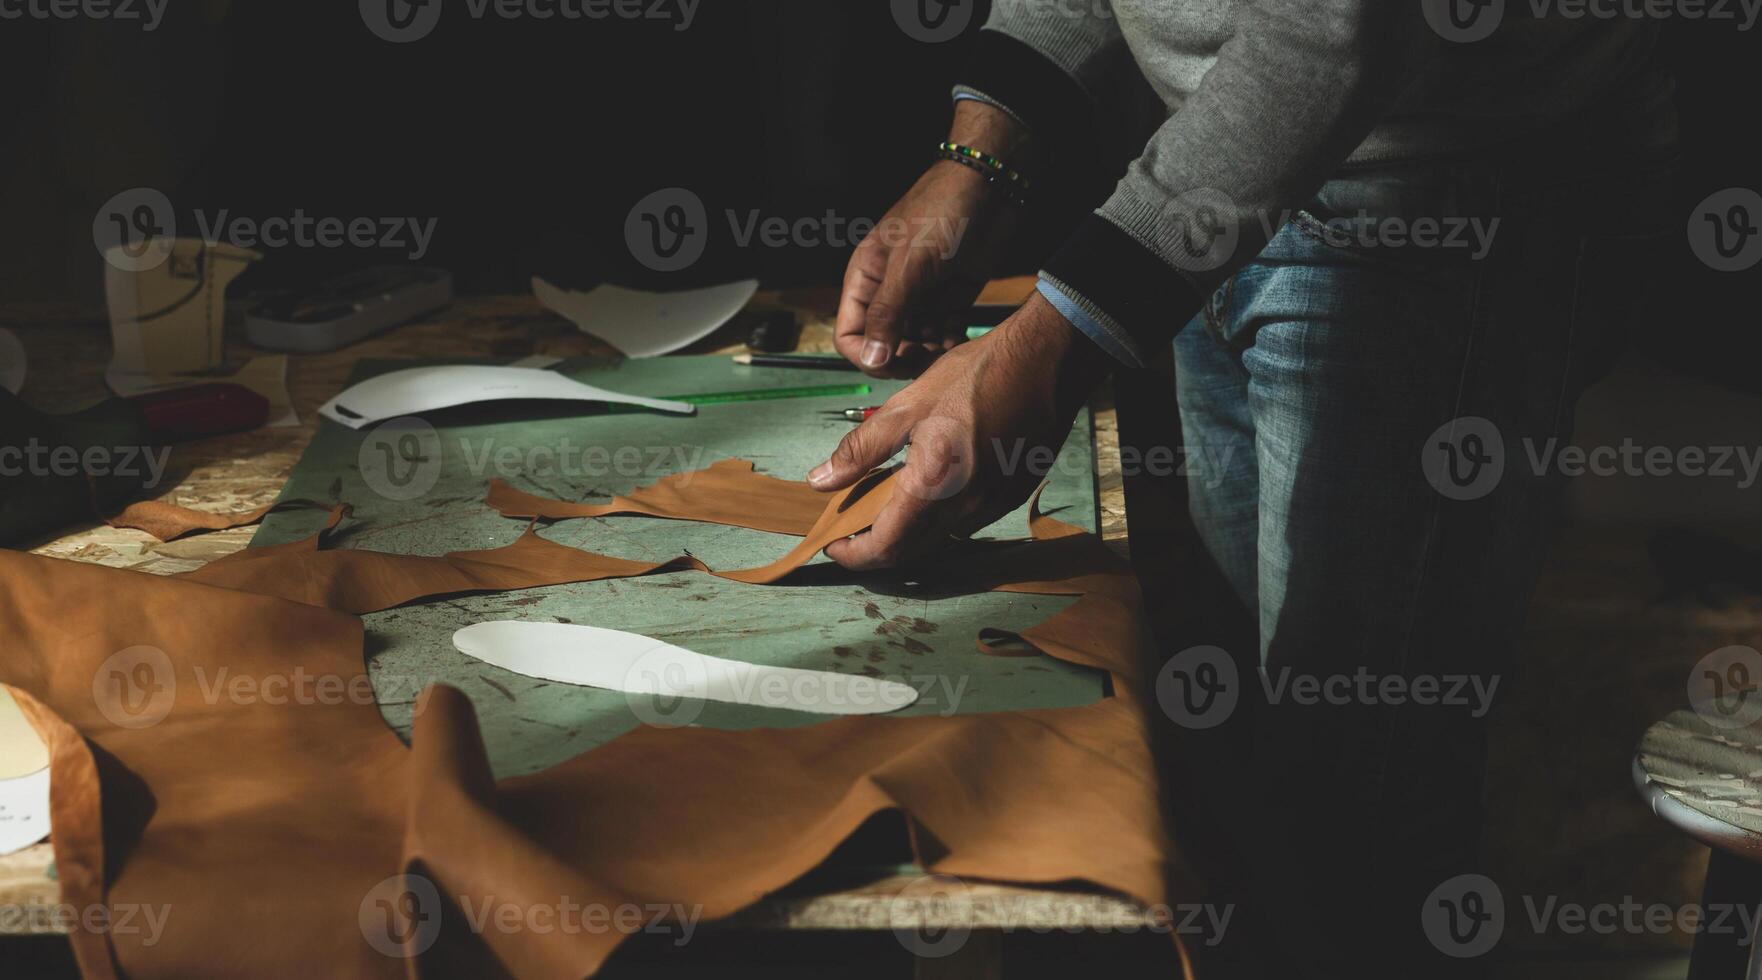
[809,293,1112,570]
[835,100,1030,379]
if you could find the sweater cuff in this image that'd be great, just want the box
[952,30,1094,147]
[1035,279,1144,369]
[1039,212,1208,365]
[951,89,1028,130]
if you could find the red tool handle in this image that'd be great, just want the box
[132,383,270,443]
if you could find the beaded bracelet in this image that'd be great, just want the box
[938,141,1032,191]
[935,147,1031,207]
[936,150,1030,207]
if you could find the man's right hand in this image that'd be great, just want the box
[835,100,1030,378]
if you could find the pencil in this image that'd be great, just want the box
[732,353,860,372]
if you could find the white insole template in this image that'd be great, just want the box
[532,278,759,359]
[319,365,694,429]
[0,767,50,856]
[453,621,919,716]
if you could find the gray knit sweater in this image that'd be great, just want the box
[955,0,1664,364]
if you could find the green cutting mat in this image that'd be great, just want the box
[255,356,1105,779]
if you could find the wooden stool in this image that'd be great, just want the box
[1636,709,1762,979]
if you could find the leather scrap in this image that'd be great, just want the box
[180,469,895,612]
[486,458,829,536]
[102,497,320,542]
[0,461,1182,978]
[181,515,707,615]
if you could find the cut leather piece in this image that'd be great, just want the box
[711,467,894,585]
[403,686,1167,978]
[0,556,411,978]
[928,533,1131,601]
[0,460,1183,978]
[927,494,1150,686]
[6,687,112,979]
[102,497,320,542]
[487,458,831,537]
[182,469,896,612]
[4,547,1171,979]
[182,521,707,615]
[1001,593,1151,692]
[973,630,1044,658]
[485,470,1145,688]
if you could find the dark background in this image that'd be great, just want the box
[0,6,1755,975]
[0,0,1754,393]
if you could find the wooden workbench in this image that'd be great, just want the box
[0,283,1159,975]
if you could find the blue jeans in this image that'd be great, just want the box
[1170,117,1678,975]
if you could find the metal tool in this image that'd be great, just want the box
[821,406,881,422]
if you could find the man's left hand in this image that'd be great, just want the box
[807,292,1112,570]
